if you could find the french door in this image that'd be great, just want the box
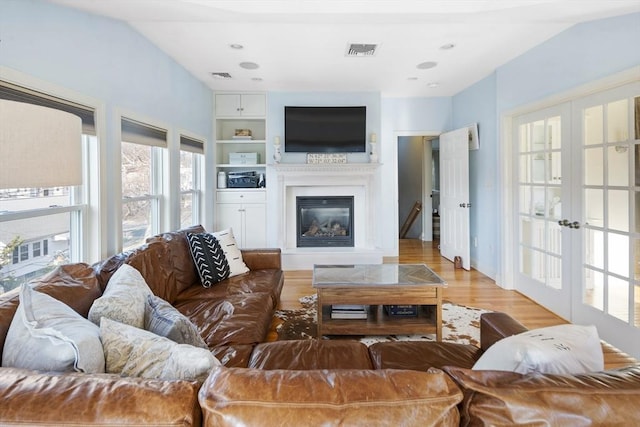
[571,83,640,357]
[513,81,640,357]
[514,103,572,319]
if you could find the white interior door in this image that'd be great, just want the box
[439,127,470,270]
[571,83,640,357]
[514,104,572,319]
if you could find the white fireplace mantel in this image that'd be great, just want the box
[272,162,383,269]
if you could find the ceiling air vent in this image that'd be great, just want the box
[346,43,378,57]
[211,72,233,79]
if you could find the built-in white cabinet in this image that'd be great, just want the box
[214,92,267,185]
[215,190,266,248]
[215,93,266,117]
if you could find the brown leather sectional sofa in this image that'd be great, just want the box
[1,225,638,426]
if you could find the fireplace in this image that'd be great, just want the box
[296,196,354,247]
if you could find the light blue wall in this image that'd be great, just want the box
[497,12,640,112]
[0,0,213,256]
[452,73,498,278]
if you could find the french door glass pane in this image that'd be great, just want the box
[607,99,628,143]
[549,116,562,149]
[547,255,562,290]
[521,247,545,281]
[584,147,604,186]
[608,190,629,232]
[608,233,629,278]
[520,154,531,182]
[122,199,151,251]
[608,145,629,187]
[608,275,629,322]
[585,228,604,269]
[547,222,562,255]
[584,105,603,145]
[584,189,603,227]
[584,267,604,310]
[520,187,531,214]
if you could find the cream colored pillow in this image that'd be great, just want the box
[472,324,604,374]
[100,318,219,381]
[2,284,105,373]
[88,264,152,328]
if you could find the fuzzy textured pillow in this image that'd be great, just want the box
[144,294,207,348]
[2,284,105,373]
[100,318,219,381]
[186,229,249,288]
[472,323,604,374]
[88,264,152,328]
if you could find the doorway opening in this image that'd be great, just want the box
[397,135,439,242]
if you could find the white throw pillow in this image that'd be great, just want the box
[186,228,249,288]
[472,323,604,374]
[100,318,219,381]
[144,294,207,348]
[88,264,152,328]
[2,284,105,373]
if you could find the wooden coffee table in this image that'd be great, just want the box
[312,264,447,341]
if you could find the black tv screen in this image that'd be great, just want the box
[284,106,366,153]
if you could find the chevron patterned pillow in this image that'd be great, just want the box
[186,229,249,288]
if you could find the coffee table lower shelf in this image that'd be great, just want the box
[318,305,438,337]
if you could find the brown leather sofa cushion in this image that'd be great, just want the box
[369,341,483,371]
[0,367,201,426]
[175,291,275,347]
[444,365,640,426]
[200,366,463,427]
[249,340,374,370]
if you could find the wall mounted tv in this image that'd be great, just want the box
[284,106,366,153]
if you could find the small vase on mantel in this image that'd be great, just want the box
[273,136,282,163]
[369,133,379,163]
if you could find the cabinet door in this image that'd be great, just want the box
[215,94,265,117]
[215,94,242,117]
[240,94,266,117]
[216,203,244,242]
[243,203,266,248]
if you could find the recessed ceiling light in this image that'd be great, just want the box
[417,61,438,70]
[427,82,439,88]
[251,77,263,82]
[440,43,456,50]
[408,77,418,81]
[229,44,244,50]
[239,62,259,70]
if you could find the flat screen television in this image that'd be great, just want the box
[284,106,366,153]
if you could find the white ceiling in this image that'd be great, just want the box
[48,0,640,97]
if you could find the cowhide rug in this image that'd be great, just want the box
[274,294,490,347]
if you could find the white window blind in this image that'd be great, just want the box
[180,135,204,154]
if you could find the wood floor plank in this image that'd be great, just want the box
[268,239,637,369]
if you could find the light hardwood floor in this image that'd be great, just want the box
[268,239,637,369]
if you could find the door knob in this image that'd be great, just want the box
[569,221,580,229]
[558,219,570,227]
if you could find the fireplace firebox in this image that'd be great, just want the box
[296,196,354,247]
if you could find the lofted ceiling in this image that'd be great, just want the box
[48,0,640,97]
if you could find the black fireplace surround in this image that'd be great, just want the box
[296,196,354,247]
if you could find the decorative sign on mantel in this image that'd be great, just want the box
[306,153,347,164]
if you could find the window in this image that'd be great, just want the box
[121,117,167,251]
[0,81,95,296]
[179,135,204,228]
